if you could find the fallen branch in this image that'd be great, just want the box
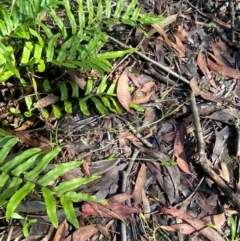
[190,91,240,210]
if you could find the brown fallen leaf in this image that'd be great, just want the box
[63,225,98,241]
[171,24,190,43]
[14,132,53,151]
[116,69,134,114]
[160,206,225,241]
[82,194,141,221]
[190,78,224,103]
[174,123,191,175]
[34,96,59,108]
[132,164,146,205]
[197,51,217,89]
[53,219,68,241]
[14,120,35,131]
[119,132,143,148]
[66,67,86,90]
[152,23,172,47]
[207,52,240,79]
[172,35,186,59]
[132,91,154,104]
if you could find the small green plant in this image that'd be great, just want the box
[0,0,164,116]
[0,129,101,229]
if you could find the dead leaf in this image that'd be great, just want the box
[14,120,35,131]
[171,24,190,43]
[116,70,134,114]
[53,219,68,241]
[82,195,141,221]
[152,23,172,47]
[174,123,191,174]
[14,132,52,151]
[172,35,186,59]
[82,155,91,176]
[132,164,146,205]
[119,132,143,148]
[66,67,86,90]
[207,52,240,79]
[197,51,217,89]
[63,225,98,241]
[160,206,225,241]
[169,223,195,234]
[190,78,224,103]
[132,91,154,104]
[34,96,59,108]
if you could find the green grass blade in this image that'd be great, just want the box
[0,136,19,164]
[42,187,58,228]
[6,181,35,220]
[24,147,61,181]
[53,176,100,194]
[38,160,83,186]
[60,196,79,228]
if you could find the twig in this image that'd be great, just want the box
[109,36,190,85]
[190,92,240,211]
[121,149,140,241]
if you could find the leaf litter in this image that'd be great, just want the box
[2,0,240,241]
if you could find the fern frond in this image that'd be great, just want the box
[0,133,100,227]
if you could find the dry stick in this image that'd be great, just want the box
[108,36,190,85]
[190,92,240,211]
[121,149,140,241]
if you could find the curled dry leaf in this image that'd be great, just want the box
[152,23,172,47]
[207,52,240,79]
[190,78,224,103]
[174,123,191,175]
[34,96,59,108]
[119,132,143,148]
[197,51,217,89]
[172,35,186,59]
[132,163,146,205]
[171,24,190,43]
[63,225,98,241]
[116,69,134,114]
[132,91,154,104]
[160,206,225,241]
[53,219,68,241]
[66,67,86,90]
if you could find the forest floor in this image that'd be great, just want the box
[1,0,240,240]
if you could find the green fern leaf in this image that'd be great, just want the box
[96,0,103,21]
[77,0,85,29]
[65,191,96,202]
[63,0,76,34]
[0,172,10,193]
[53,175,100,194]
[0,148,41,173]
[79,98,90,116]
[97,48,137,59]
[69,81,79,98]
[85,77,94,96]
[52,104,62,119]
[105,0,111,18]
[1,6,14,33]
[0,177,22,205]
[20,41,34,65]
[0,136,19,164]
[46,33,60,62]
[37,160,83,186]
[11,153,42,176]
[101,96,117,113]
[91,96,108,114]
[60,82,68,101]
[60,195,79,228]
[113,0,124,19]
[123,0,138,20]
[6,181,35,221]
[96,78,107,94]
[29,28,44,46]
[42,187,58,228]
[86,0,94,25]
[24,147,61,181]
[50,8,67,39]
